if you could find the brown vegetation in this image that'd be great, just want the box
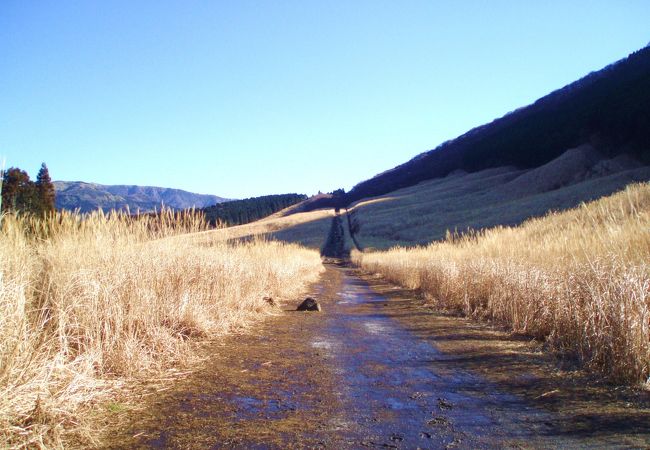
[347,147,649,250]
[188,207,335,250]
[0,209,322,448]
[353,183,650,384]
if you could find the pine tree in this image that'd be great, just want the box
[36,163,56,213]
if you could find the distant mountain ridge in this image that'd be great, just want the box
[54,181,229,213]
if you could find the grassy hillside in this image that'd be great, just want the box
[353,182,650,384]
[190,207,336,250]
[54,181,229,213]
[345,46,650,205]
[209,148,650,256]
[347,146,650,250]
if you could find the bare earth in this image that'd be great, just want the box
[101,264,650,449]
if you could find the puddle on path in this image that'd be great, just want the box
[316,270,554,449]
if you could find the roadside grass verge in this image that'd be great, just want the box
[0,209,323,448]
[353,183,650,385]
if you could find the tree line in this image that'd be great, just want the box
[202,193,307,226]
[1,163,56,215]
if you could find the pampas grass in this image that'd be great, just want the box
[0,208,322,448]
[353,183,650,384]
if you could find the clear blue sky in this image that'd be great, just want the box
[1,1,648,198]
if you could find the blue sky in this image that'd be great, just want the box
[1,1,648,198]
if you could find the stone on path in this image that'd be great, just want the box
[297,297,321,312]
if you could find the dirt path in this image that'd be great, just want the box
[102,264,650,449]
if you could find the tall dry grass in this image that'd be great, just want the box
[0,209,322,448]
[353,183,650,384]
[187,207,336,250]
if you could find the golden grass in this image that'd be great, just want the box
[188,208,335,249]
[0,209,323,448]
[353,183,650,384]
[348,160,650,250]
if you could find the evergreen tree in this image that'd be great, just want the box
[1,168,37,213]
[36,163,56,213]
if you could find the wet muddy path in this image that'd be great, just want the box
[104,265,650,449]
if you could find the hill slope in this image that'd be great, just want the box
[54,181,229,213]
[263,47,650,251]
[346,46,650,205]
[347,147,649,249]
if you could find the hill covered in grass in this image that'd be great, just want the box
[244,144,649,252]
[347,145,650,249]
[345,46,650,205]
[54,181,229,213]
[220,147,648,253]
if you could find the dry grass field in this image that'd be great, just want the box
[4,156,647,447]
[353,183,650,384]
[349,147,650,250]
[186,207,335,250]
[0,209,323,448]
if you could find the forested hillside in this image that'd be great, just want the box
[345,46,650,204]
[202,193,307,226]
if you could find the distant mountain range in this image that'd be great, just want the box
[54,181,229,213]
